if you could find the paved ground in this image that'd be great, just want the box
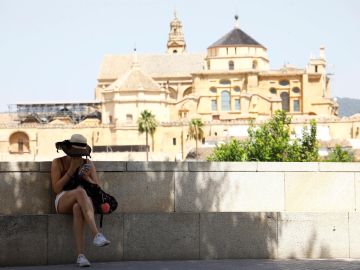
[3,260,360,270]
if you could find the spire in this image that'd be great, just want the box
[167,10,186,54]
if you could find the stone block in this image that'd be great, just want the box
[0,162,39,172]
[188,162,257,172]
[349,212,360,258]
[39,161,52,172]
[126,161,188,171]
[99,172,174,212]
[319,162,360,172]
[94,161,126,172]
[277,213,349,259]
[0,215,48,266]
[285,172,355,211]
[0,172,51,214]
[124,213,199,260]
[175,172,284,212]
[47,213,123,264]
[356,173,360,212]
[200,213,277,259]
[257,162,319,172]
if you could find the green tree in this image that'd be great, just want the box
[137,110,158,161]
[208,110,319,162]
[326,145,353,162]
[188,118,204,160]
[246,110,292,161]
[208,139,247,161]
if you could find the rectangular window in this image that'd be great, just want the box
[211,100,217,111]
[234,99,240,111]
[173,138,176,145]
[293,100,300,112]
[126,114,133,123]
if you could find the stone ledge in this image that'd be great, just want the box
[257,162,319,172]
[126,161,188,171]
[188,161,257,172]
[0,162,40,172]
[2,212,359,266]
[319,162,360,172]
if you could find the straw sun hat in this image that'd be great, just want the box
[55,134,91,157]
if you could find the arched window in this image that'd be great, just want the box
[183,87,192,97]
[279,80,289,86]
[229,61,234,70]
[252,60,258,69]
[234,86,241,93]
[270,88,277,94]
[9,131,30,154]
[280,92,290,112]
[210,87,217,94]
[221,91,231,111]
[219,79,231,85]
[292,87,301,94]
[168,87,177,99]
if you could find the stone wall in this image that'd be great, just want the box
[1,161,360,215]
[1,161,360,266]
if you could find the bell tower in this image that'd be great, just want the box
[167,10,186,54]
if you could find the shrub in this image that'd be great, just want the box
[326,145,353,162]
[207,139,247,161]
[207,110,319,162]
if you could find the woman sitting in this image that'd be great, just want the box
[51,134,110,267]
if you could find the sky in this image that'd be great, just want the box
[0,0,359,112]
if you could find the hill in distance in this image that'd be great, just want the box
[336,97,360,117]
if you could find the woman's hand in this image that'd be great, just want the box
[78,163,92,178]
[78,163,97,184]
[68,157,84,175]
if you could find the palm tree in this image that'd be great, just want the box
[137,110,158,161]
[188,118,204,160]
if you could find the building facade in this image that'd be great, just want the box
[1,14,359,161]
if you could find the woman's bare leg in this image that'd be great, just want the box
[57,187,99,237]
[73,203,85,255]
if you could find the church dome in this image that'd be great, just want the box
[208,28,264,48]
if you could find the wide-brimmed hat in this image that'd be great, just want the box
[55,134,91,157]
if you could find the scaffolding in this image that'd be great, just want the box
[9,101,102,124]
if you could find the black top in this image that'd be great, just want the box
[209,28,264,48]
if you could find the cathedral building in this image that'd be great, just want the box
[96,13,337,129]
[1,13,359,161]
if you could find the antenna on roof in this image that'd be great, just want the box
[132,44,139,68]
[234,14,239,28]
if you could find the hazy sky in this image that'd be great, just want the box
[0,0,359,112]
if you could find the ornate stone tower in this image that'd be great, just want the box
[167,11,186,54]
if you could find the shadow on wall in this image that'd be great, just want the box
[175,162,281,259]
[98,162,175,214]
[0,162,51,215]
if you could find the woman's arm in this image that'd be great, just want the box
[51,157,83,194]
[51,158,71,194]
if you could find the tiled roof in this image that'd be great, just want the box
[98,53,205,80]
[209,28,264,48]
[105,67,162,91]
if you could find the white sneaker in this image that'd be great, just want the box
[76,254,90,267]
[93,232,110,247]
